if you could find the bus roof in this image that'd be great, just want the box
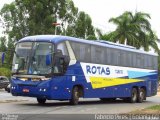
[19,35,158,56]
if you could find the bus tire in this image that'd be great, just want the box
[37,98,46,104]
[130,88,138,103]
[70,86,79,105]
[137,88,146,103]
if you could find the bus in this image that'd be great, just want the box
[9,35,158,105]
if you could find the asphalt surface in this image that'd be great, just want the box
[0,90,160,120]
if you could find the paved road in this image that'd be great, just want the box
[0,90,160,119]
[0,90,160,114]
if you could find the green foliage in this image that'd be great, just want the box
[105,11,159,53]
[0,0,96,69]
[74,12,95,39]
[86,35,97,40]
[0,0,96,39]
[0,37,14,69]
[0,67,11,77]
[104,11,160,79]
[100,33,115,41]
[95,28,103,39]
[0,37,7,52]
[0,37,12,69]
[147,105,160,110]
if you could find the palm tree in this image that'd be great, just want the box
[142,32,159,53]
[107,12,140,47]
[106,11,159,52]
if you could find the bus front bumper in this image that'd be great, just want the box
[11,85,52,99]
[11,84,71,100]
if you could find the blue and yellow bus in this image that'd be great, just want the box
[10,35,158,105]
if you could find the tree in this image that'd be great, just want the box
[106,11,159,52]
[0,37,10,68]
[86,35,97,40]
[74,11,95,39]
[95,28,103,39]
[0,37,7,52]
[0,0,96,68]
[1,0,96,39]
[100,33,115,41]
[61,0,78,36]
[65,11,96,39]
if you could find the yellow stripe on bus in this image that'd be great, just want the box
[90,77,144,89]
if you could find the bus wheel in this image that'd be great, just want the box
[137,88,146,103]
[70,86,79,105]
[37,98,46,104]
[130,88,138,103]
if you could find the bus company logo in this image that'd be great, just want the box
[86,65,110,75]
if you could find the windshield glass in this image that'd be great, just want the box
[12,42,53,75]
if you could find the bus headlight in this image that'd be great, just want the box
[39,88,47,92]
[43,89,46,92]
[11,86,16,89]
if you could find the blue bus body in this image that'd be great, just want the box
[10,35,158,103]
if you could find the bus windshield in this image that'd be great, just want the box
[12,42,53,75]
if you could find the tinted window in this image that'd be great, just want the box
[70,42,91,62]
[136,54,141,68]
[111,49,119,65]
[57,42,69,56]
[153,56,158,69]
[127,53,132,67]
[70,41,157,70]
[91,45,105,64]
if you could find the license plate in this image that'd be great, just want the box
[23,89,29,93]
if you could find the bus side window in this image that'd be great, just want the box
[140,54,144,69]
[112,49,119,66]
[144,55,148,69]
[106,48,111,65]
[136,54,140,68]
[153,56,158,70]
[132,53,137,68]
[127,53,132,67]
[54,42,69,74]
[57,42,69,56]
[70,41,91,63]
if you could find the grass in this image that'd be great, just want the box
[146,105,160,110]
[128,105,160,114]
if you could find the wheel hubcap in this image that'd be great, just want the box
[140,91,144,100]
[75,91,79,100]
[132,92,137,101]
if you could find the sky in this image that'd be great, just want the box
[72,0,160,38]
[0,0,160,38]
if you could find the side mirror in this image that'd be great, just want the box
[60,56,70,72]
[59,58,65,65]
[18,57,25,69]
[46,54,51,65]
[63,56,70,66]
[0,52,5,64]
[56,49,63,56]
